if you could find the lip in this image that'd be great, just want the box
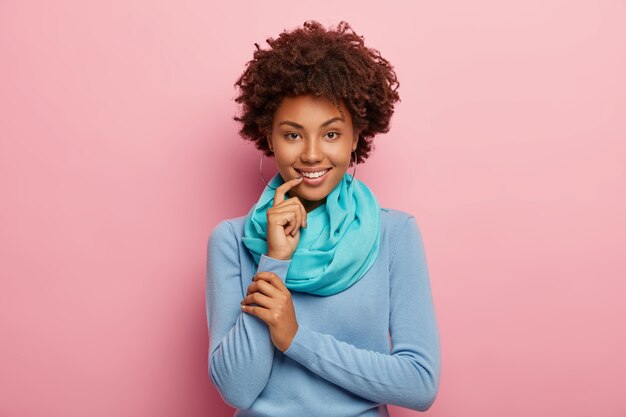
[295,167,332,173]
[296,167,332,186]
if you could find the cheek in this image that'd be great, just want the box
[273,156,297,177]
[329,148,353,164]
[273,151,294,165]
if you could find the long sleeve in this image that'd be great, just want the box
[282,215,441,411]
[206,220,292,409]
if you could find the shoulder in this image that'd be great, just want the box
[206,215,249,258]
[210,209,420,242]
[208,214,247,243]
[380,206,419,232]
[380,207,424,263]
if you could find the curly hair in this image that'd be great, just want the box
[233,20,401,165]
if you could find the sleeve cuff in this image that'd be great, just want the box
[256,253,292,283]
[282,324,317,365]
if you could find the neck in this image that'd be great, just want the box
[304,198,326,213]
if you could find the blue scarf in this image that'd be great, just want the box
[242,171,381,296]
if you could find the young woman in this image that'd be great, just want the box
[206,20,441,416]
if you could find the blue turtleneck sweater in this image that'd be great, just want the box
[205,207,441,416]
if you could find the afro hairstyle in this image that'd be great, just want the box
[233,20,401,165]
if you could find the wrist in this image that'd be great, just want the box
[266,252,291,261]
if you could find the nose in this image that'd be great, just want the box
[301,138,323,163]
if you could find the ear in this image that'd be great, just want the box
[266,134,273,152]
[352,130,361,151]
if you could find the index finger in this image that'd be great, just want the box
[273,176,303,206]
[253,271,287,290]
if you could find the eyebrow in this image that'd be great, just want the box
[278,117,344,129]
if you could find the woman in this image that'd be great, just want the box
[206,21,441,416]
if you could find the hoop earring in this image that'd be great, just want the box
[347,150,357,188]
[259,151,277,190]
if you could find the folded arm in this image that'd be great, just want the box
[206,220,292,409]
[282,216,441,411]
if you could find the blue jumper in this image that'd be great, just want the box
[206,207,441,416]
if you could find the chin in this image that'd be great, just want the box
[295,188,326,202]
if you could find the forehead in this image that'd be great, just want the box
[273,94,350,124]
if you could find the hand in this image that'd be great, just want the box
[266,176,308,260]
[240,271,299,352]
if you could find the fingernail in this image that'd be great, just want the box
[296,175,303,180]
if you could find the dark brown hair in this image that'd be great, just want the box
[233,20,401,164]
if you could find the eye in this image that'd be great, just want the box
[283,131,341,141]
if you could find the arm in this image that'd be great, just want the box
[282,216,441,411]
[206,220,292,409]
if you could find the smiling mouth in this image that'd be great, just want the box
[295,168,332,179]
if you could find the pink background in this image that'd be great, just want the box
[1,1,625,416]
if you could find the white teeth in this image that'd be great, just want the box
[301,170,328,178]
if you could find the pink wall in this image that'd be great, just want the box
[1,1,625,416]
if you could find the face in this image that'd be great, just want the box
[267,94,359,212]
